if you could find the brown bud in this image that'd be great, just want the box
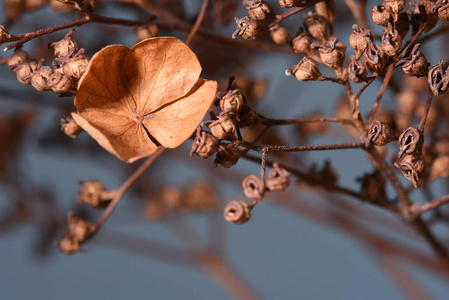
[67,213,96,242]
[395,154,425,188]
[270,25,291,45]
[136,23,159,41]
[366,120,397,146]
[290,30,313,56]
[58,233,80,254]
[243,0,273,21]
[48,71,73,93]
[315,0,336,30]
[190,128,219,158]
[0,48,28,69]
[304,11,328,43]
[224,200,251,224]
[61,116,83,138]
[348,56,368,83]
[0,25,12,44]
[433,0,449,21]
[279,0,304,8]
[238,105,260,128]
[398,127,424,158]
[349,25,373,60]
[382,24,402,56]
[312,37,346,72]
[218,89,244,113]
[266,162,290,191]
[31,66,54,91]
[232,17,260,40]
[215,144,241,168]
[364,42,388,74]
[11,59,39,85]
[286,57,323,81]
[428,61,449,96]
[49,29,78,58]
[396,12,411,39]
[372,5,392,26]
[207,112,237,140]
[396,43,429,77]
[60,52,88,79]
[77,180,109,207]
[242,174,265,200]
[384,0,405,20]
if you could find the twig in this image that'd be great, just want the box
[185,0,209,46]
[368,62,395,125]
[410,194,449,217]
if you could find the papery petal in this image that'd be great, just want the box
[143,79,217,148]
[72,112,159,163]
[123,37,201,114]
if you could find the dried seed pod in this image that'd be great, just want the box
[11,59,39,85]
[381,24,402,56]
[49,29,78,58]
[232,17,259,40]
[206,112,237,140]
[290,30,314,56]
[395,154,425,188]
[61,116,83,138]
[384,0,405,20]
[315,0,336,30]
[286,57,323,81]
[0,25,12,43]
[238,105,260,128]
[243,0,273,21]
[396,43,429,77]
[349,25,373,60]
[58,233,80,254]
[224,200,251,224]
[0,48,28,69]
[218,89,244,113]
[77,180,107,207]
[279,0,304,7]
[136,23,159,41]
[31,66,54,91]
[357,170,386,202]
[242,174,265,200]
[348,56,368,83]
[366,120,397,146]
[60,52,88,79]
[398,127,424,158]
[372,5,392,26]
[433,0,449,20]
[266,162,290,191]
[428,61,449,96]
[312,37,346,72]
[364,42,388,74]
[67,213,96,242]
[304,11,328,43]
[430,154,449,179]
[410,1,439,34]
[190,128,219,158]
[48,71,73,93]
[397,12,411,39]
[215,144,241,168]
[270,25,291,45]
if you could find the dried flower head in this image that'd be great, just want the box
[206,111,237,140]
[58,233,80,254]
[348,56,368,83]
[72,38,217,163]
[290,30,314,56]
[270,25,291,45]
[381,24,402,56]
[215,144,241,168]
[396,43,429,77]
[77,180,112,208]
[218,89,244,113]
[224,200,251,224]
[304,11,328,43]
[315,0,336,30]
[357,171,386,202]
[428,61,449,96]
[49,29,78,58]
[286,57,323,82]
[366,120,397,146]
[372,5,392,26]
[349,25,373,60]
[364,42,388,74]
[266,162,291,191]
[190,127,219,159]
[433,0,449,20]
[0,48,29,69]
[384,0,405,20]
[232,17,259,40]
[242,174,265,200]
[398,127,424,158]
[30,65,53,91]
[243,0,273,21]
[67,213,96,242]
[11,59,39,85]
[395,154,425,188]
[312,37,346,73]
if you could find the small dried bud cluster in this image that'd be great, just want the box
[395,127,425,188]
[304,11,329,43]
[205,111,237,141]
[145,181,217,220]
[77,180,114,208]
[286,57,323,81]
[266,162,291,191]
[58,213,96,254]
[312,37,346,75]
[349,25,373,60]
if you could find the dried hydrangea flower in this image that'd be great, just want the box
[60,116,83,138]
[215,144,241,168]
[218,89,244,113]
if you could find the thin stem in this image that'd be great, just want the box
[96,147,166,229]
[321,76,347,84]
[417,89,433,132]
[343,0,361,24]
[236,140,365,153]
[355,76,376,100]
[410,194,449,217]
[260,117,355,127]
[267,0,324,30]
[185,0,209,46]
[368,62,395,125]
[260,149,269,179]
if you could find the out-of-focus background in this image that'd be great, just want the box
[2,1,449,299]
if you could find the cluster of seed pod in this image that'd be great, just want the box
[395,127,425,188]
[224,162,290,224]
[145,181,217,220]
[190,83,261,168]
[58,213,96,254]
[0,29,88,95]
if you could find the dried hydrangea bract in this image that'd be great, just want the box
[72,37,217,163]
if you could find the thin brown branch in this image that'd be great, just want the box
[368,62,395,125]
[185,0,209,46]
